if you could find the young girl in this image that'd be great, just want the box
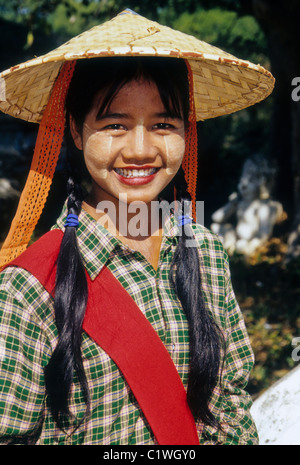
[0,10,274,445]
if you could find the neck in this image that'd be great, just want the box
[82,195,163,270]
[82,194,162,241]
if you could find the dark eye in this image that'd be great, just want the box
[104,124,126,131]
[153,122,174,130]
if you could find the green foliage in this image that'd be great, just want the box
[174,8,237,45]
[48,3,90,38]
[172,7,267,65]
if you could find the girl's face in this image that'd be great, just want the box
[70,78,185,207]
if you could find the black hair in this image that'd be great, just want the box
[171,166,224,427]
[44,175,89,430]
[44,57,223,431]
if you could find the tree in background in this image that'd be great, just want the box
[250,0,300,258]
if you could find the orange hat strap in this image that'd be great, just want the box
[0,60,76,269]
[182,60,198,221]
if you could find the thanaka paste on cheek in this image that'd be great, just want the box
[83,123,110,179]
[164,136,172,175]
[164,135,185,175]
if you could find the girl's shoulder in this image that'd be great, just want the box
[0,234,59,333]
[0,230,62,303]
[190,223,230,274]
[191,222,226,251]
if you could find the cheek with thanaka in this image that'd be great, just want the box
[83,123,112,179]
[164,135,185,175]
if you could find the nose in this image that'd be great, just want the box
[121,125,158,162]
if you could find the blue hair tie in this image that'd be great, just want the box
[64,213,79,228]
[177,215,193,227]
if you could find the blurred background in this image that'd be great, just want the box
[0,0,299,399]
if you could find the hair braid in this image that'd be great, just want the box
[170,167,224,427]
[44,175,89,430]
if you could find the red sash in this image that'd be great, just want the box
[5,229,199,445]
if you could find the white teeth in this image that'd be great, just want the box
[115,168,157,178]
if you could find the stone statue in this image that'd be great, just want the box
[0,178,20,238]
[0,178,20,201]
[210,155,284,257]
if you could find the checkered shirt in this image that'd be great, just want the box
[0,204,258,444]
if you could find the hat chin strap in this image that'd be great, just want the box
[0,60,76,269]
[182,60,198,221]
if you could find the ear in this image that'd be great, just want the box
[69,114,83,150]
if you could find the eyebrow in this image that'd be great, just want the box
[153,112,183,120]
[96,111,183,121]
[96,112,129,121]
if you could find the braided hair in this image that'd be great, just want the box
[171,167,224,427]
[44,174,89,430]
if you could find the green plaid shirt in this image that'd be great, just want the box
[0,205,258,445]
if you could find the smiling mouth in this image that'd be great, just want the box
[114,168,158,178]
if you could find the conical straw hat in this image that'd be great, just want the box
[0,9,274,124]
[0,9,275,269]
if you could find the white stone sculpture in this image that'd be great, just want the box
[210,155,284,257]
[0,178,20,201]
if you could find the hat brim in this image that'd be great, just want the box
[0,10,274,123]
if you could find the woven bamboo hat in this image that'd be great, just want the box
[0,9,275,268]
[0,8,274,123]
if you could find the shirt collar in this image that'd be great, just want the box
[55,202,120,280]
[54,201,179,280]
